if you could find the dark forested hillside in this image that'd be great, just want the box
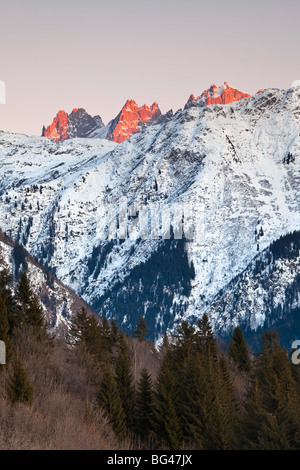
[210,231,300,350]
[93,236,195,341]
[1,259,300,450]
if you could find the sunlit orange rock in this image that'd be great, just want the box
[42,108,104,141]
[108,100,161,143]
[42,110,69,141]
[185,82,250,108]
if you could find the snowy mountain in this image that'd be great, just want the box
[42,108,105,141]
[0,228,91,336]
[209,230,300,349]
[42,83,250,144]
[42,100,171,144]
[185,81,251,108]
[2,84,300,343]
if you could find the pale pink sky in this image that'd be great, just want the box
[1,0,300,136]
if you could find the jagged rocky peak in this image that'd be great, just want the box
[107,99,162,143]
[42,110,69,141]
[185,81,251,108]
[42,108,104,141]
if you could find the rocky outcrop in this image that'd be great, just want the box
[68,108,104,138]
[107,100,162,143]
[42,108,104,142]
[185,82,251,108]
[42,110,69,141]
[42,84,250,144]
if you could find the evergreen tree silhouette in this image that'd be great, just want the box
[16,271,47,338]
[115,332,135,431]
[133,317,149,342]
[0,291,12,365]
[152,353,182,449]
[97,364,126,440]
[134,368,154,441]
[7,352,34,406]
[228,326,252,372]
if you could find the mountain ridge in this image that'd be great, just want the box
[2,85,300,342]
[41,82,250,143]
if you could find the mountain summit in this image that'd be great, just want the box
[185,82,251,108]
[42,100,167,143]
[42,108,104,141]
[41,83,249,144]
[106,100,162,143]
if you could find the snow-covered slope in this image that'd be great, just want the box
[0,229,91,336]
[1,86,300,340]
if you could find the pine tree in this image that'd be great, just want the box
[152,353,182,449]
[241,330,300,449]
[84,314,104,360]
[172,320,197,363]
[69,306,90,344]
[134,368,154,440]
[196,313,217,359]
[179,354,208,448]
[7,352,34,406]
[16,271,47,337]
[228,326,252,372]
[206,358,237,450]
[0,291,12,365]
[115,332,135,431]
[241,377,287,449]
[97,364,126,440]
[133,317,149,342]
[159,331,170,357]
[259,330,300,448]
[69,307,103,361]
[100,316,113,352]
[110,319,119,345]
[0,269,18,333]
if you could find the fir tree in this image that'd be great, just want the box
[152,353,182,449]
[241,377,287,449]
[242,330,300,449]
[133,317,149,342]
[178,354,208,448]
[228,326,252,372]
[16,271,47,337]
[97,364,126,440]
[100,316,113,351]
[206,358,237,450]
[115,332,135,431]
[159,331,170,357]
[110,319,119,345]
[134,368,154,440]
[0,269,18,333]
[69,307,103,361]
[196,313,217,359]
[172,320,197,363]
[0,291,12,365]
[7,352,34,406]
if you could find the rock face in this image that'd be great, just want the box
[42,108,104,141]
[68,108,104,138]
[41,83,249,144]
[42,110,69,141]
[185,82,250,108]
[107,100,162,143]
[42,101,172,143]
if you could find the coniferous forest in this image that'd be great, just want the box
[1,267,300,450]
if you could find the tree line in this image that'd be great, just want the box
[1,268,300,449]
